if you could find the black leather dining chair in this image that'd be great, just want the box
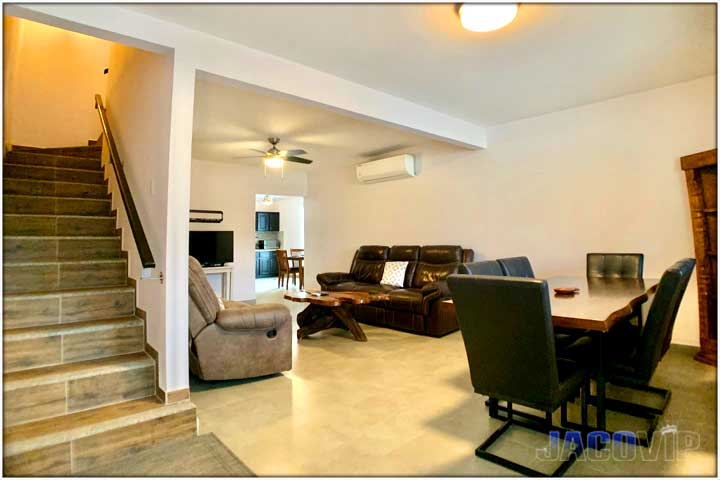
[448,274,590,476]
[458,260,504,276]
[497,256,535,278]
[587,253,644,278]
[595,258,696,443]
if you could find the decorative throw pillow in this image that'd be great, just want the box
[381,261,408,288]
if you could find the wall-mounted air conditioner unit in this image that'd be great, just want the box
[356,154,416,184]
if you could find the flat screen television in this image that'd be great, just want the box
[189,231,234,267]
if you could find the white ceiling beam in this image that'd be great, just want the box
[6,3,487,148]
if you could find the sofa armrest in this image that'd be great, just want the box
[421,280,451,298]
[216,303,290,331]
[317,272,354,288]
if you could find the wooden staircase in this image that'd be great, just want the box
[3,144,197,476]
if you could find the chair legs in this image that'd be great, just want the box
[476,403,584,477]
[585,381,668,447]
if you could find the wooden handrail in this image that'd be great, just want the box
[95,94,156,269]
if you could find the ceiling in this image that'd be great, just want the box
[129,3,715,126]
[192,74,458,167]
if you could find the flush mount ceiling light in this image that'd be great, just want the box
[457,3,518,32]
[262,195,273,206]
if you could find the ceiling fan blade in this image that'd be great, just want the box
[232,155,264,159]
[250,148,269,154]
[285,149,307,156]
[285,156,313,165]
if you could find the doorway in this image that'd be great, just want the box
[255,194,305,294]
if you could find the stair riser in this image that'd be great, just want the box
[4,164,105,184]
[3,215,117,236]
[11,145,102,159]
[4,262,127,294]
[4,290,135,329]
[4,237,121,262]
[3,366,154,427]
[4,178,108,199]
[4,196,111,216]
[6,152,102,170]
[4,325,144,373]
[3,407,196,476]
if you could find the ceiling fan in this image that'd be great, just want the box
[233,137,313,177]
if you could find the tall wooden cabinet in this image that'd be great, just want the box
[681,149,717,365]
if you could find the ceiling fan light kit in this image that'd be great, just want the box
[458,3,518,32]
[233,137,313,179]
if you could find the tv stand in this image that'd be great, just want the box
[202,265,233,299]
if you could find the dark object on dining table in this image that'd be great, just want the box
[590,258,696,445]
[554,287,580,296]
[448,274,590,477]
[497,256,535,278]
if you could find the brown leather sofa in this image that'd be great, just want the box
[188,256,292,380]
[317,245,474,337]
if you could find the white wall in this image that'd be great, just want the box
[104,43,176,390]
[304,76,716,347]
[191,160,307,301]
[3,15,110,147]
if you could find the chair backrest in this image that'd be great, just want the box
[350,245,389,283]
[275,249,290,272]
[447,274,561,410]
[290,248,304,256]
[497,256,535,278]
[458,260,505,276]
[587,253,644,279]
[188,256,220,335]
[635,258,696,380]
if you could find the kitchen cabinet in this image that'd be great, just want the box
[256,212,280,232]
[256,250,279,278]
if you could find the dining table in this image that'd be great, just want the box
[546,275,659,433]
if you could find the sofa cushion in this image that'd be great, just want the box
[350,245,389,284]
[412,246,463,288]
[381,261,408,287]
[332,282,395,294]
[385,288,425,314]
[389,245,420,287]
[188,256,220,324]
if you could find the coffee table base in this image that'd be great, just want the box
[296,303,367,342]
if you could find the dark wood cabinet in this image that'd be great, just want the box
[681,149,717,366]
[256,212,280,232]
[255,250,279,278]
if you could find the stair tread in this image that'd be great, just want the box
[3,398,195,457]
[4,213,116,219]
[7,150,102,161]
[4,352,153,390]
[4,316,142,340]
[3,193,110,202]
[4,177,106,185]
[3,163,104,174]
[4,258,126,267]
[4,284,134,299]
[4,235,120,240]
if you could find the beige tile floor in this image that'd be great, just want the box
[192,288,717,476]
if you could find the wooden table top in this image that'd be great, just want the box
[548,276,658,332]
[283,290,389,307]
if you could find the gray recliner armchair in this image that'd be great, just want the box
[188,256,292,380]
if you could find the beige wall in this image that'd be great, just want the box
[191,160,307,301]
[304,75,716,347]
[104,42,175,389]
[3,16,110,147]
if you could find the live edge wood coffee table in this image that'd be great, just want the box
[283,290,389,342]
